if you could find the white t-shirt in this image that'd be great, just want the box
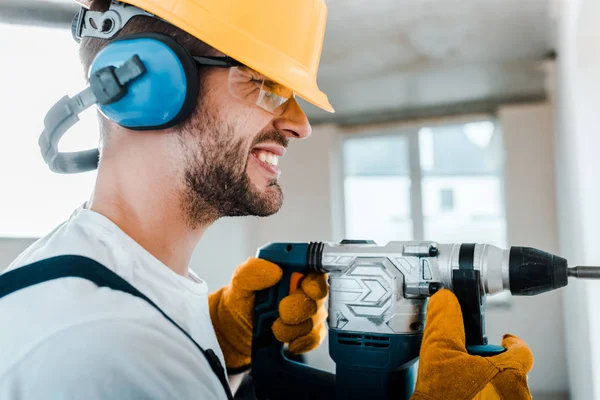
[0,207,230,399]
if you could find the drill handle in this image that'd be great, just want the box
[251,243,335,399]
[251,243,312,360]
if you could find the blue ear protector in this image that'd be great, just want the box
[39,30,200,173]
[90,33,199,130]
[40,2,241,174]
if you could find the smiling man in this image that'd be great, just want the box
[0,0,535,399]
[0,0,331,398]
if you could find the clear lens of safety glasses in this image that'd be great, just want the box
[228,66,294,114]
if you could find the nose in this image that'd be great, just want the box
[272,97,312,139]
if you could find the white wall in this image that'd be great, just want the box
[495,103,567,396]
[0,238,36,271]
[553,0,600,398]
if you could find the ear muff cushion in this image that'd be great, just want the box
[89,33,199,130]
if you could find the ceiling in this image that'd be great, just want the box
[1,0,556,124]
[310,0,555,123]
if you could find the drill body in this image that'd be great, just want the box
[251,240,571,400]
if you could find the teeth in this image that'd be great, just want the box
[255,150,279,167]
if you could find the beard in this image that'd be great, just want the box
[177,105,287,229]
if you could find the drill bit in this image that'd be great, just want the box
[568,266,600,279]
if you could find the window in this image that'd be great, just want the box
[0,24,98,237]
[440,189,454,212]
[343,120,507,248]
[343,133,413,246]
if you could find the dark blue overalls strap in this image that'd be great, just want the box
[0,255,234,400]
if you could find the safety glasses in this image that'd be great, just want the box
[193,56,295,115]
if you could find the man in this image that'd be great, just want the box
[0,0,532,399]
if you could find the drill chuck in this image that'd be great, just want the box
[508,247,569,295]
[508,248,600,294]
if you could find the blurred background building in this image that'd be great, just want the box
[1,0,599,398]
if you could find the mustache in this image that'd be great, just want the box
[250,129,289,150]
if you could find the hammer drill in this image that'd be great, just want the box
[250,240,600,400]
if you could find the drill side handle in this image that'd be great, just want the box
[452,268,505,356]
[251,243,336,400]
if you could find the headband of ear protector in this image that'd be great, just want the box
[39,3,200,174]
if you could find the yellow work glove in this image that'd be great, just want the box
[411,289,533,400]
[208,258,328,372]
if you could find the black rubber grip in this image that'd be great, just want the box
[459,243,476,270]
[509,247,568,295]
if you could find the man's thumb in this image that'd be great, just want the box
[421,289,468,351]
[231,257,283,293]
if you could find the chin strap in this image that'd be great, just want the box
[39,55,146,174]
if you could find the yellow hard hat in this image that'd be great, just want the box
[75,0,334,113]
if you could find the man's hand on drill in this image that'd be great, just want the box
[411,289,533,400]
[208,258,328,371]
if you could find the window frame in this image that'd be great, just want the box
[340,115,507,245]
